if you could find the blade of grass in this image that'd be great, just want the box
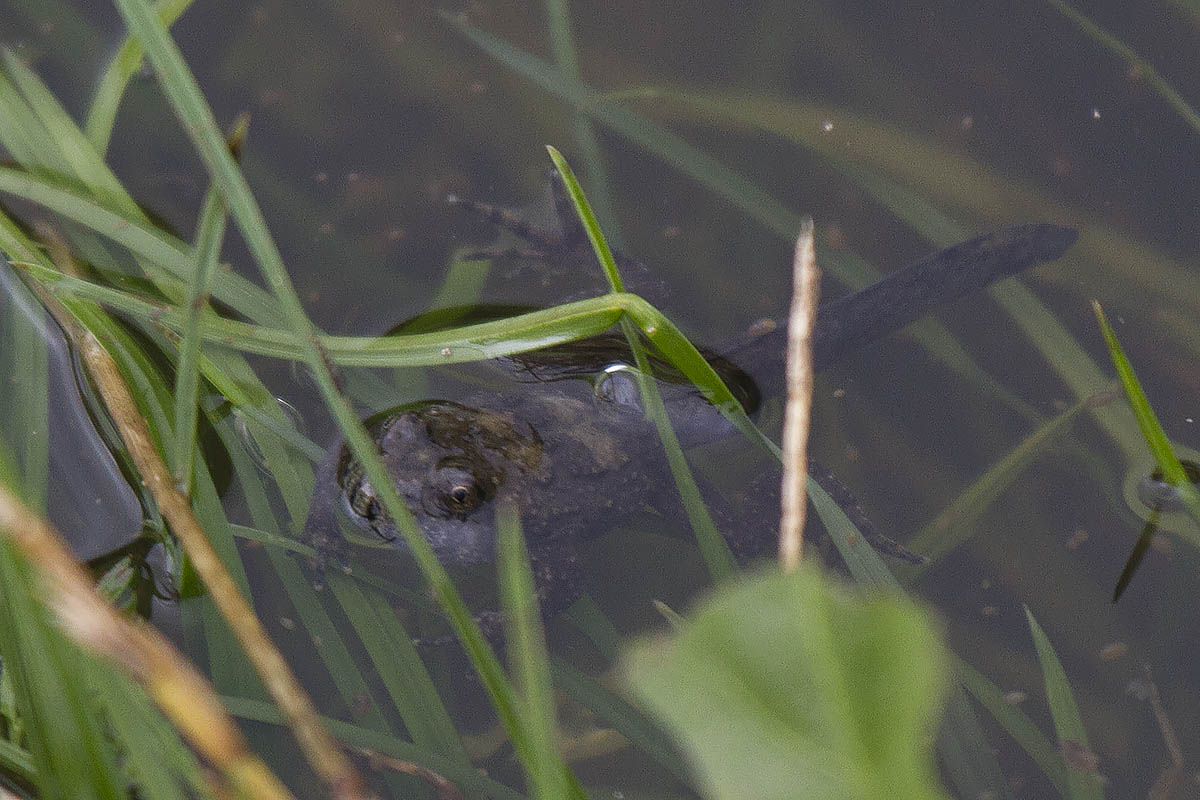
[498,502,581,799]
[550,657,690,783]
[1093,301,1200,532]
[0,65,67,169]
[543,0,625,249]
[1048,0,1200,137]
[22,256,754,395]
[327,573,471,764]
[0,447,128,800]
[111,0,538,781]
[85,0,195,154]
[936,683,1016,800]
[561,594,622,661]
[957,659,1067,795]
[198,345,314,526]
[224,695,528,800]
[0,262,50,513]
[94,667,211,800]
[906,393,1093,570]
[2,48,143,218]
[0,165,281,324]
[1024,607,1104,800]
[547,146,736,579]
[172,117,244,494]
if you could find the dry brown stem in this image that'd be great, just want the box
[778,219,821,572]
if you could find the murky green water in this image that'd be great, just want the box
[3,1,1200,797]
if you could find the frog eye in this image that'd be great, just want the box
[424,461,488,518]
[347,478,381,520]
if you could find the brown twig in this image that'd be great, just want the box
[778,219,821,571]
[28,242,373,800]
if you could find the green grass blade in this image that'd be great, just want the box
[545,146,624,291]
[19,257,626,364]
[0,265,49,514]
[85,0,195,154]
[543,0,625,248]
[0,63,64,169]
[1,48,140,217]
[935,683,1016,800]
[172,130,237,493]
[546,147,736,579]
[95,668,210,800]
[111,0,537,772]
[550,657,690,783]
[327,573,471,764]
[1093,301,1200,530]
[561,594,622,660]
[1048,0,1200,137]
[497,502,581,799]
[906,394,1092,568]
[203,346,314,526]
[957,660,1067,794]
[1024,607,1104,800]
[0,165,281,324]
[224,696,527,800]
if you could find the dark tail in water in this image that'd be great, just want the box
[726,223,1078,396]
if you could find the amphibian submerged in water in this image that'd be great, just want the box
[304,186,1077,626]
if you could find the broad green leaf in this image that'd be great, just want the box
[625,565,952,800]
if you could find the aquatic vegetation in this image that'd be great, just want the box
[0,0,1196,798]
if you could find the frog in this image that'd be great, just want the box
[303,179,1078,633]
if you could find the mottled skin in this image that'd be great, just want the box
[306,385,669,621]
[303,187,1078,630]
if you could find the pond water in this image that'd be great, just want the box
[2,0,1199,798]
